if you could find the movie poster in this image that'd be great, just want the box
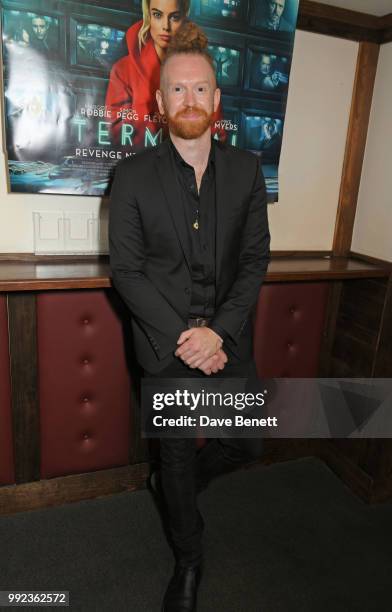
[1,0,299,202]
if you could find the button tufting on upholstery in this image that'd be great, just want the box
[83,433,89,440]
[253,283,328,378]
[37,290,131,479]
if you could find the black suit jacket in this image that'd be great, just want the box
[109,138,271,373]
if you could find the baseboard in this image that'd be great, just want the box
[0,462,149,516]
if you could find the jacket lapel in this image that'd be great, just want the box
[155,140,192,274]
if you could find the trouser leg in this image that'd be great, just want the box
[159,437,203,567]
[195,356,264,491]
[145,360,205,566]
[195,436,264,493]
[145,351,261,563]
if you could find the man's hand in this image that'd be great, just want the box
[198,348,228,375]
[175,327,223,368]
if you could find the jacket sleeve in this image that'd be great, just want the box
[209,156,271,346]
[109,161,188,360]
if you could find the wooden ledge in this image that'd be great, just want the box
[0,254,389,292]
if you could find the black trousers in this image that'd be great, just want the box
[144,350,264,567]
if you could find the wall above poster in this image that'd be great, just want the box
[1,0,299,202]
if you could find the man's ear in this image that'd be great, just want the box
[213,87,221,113]
[156,89,164,115]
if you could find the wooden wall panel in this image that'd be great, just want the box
[298,0,382,42]
[333,42,380,256]
[7,293,40,483]
[330,278,387,377]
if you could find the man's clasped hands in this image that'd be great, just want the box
[175,327,228,375]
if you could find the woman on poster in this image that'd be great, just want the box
[105,0,224,150]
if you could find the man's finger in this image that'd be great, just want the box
[177,329,195,344]
[182,348,211,364]
[177,347,199,361]
[191,356,211,368]
[175,342,196,357]
[188,349,211,364]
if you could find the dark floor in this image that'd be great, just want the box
[1,457,391,612]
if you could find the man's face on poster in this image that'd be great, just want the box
[32,17,49,40]
[267,0,285,25]
[266,120,277,138]
[156,53,220,139]
[260,54,272,76]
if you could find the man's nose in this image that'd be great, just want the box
[183,87,196,106]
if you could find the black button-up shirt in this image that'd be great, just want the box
[169,137,227,342]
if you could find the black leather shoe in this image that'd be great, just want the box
[162,563,202,612]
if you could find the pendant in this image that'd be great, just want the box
[193,220,199,230]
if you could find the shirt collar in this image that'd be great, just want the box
[169,136,215,171]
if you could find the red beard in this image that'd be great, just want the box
[166,106,213,139]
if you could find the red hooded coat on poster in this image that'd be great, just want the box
[105,20,225,149]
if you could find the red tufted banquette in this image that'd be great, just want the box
[254,282,329,377]
[37,290,131,478]
[33,282,328,478]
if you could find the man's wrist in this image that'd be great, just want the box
[209,324,227,345]
[211,330,223,344]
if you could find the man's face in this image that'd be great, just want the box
[32,17,49,40]
[149,0,185,52]
[260,55,271,76]
[264,120,277,139]
[268,0,285,22]
[156,54,220,140]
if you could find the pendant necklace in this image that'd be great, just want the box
[193,209,199,230]
[193,174,202,230]
[193,183,199,229]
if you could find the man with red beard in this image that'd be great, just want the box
[109,22,270,612]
